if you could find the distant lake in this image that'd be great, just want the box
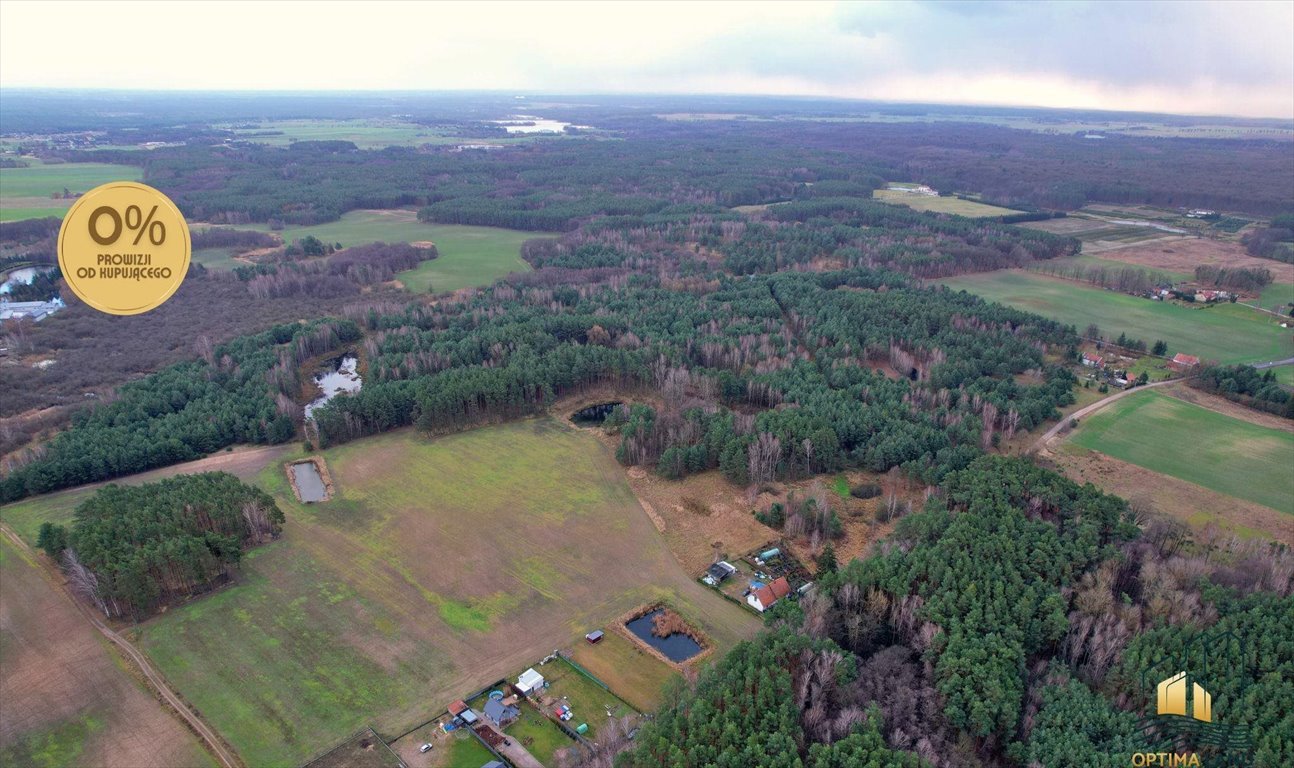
[492,115,589,134]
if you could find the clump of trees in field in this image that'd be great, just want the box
[1193,265,1273,294]
[36,472,283,619]
[1191,364,1294,418]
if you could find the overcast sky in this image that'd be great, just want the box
[2,0,1291,118]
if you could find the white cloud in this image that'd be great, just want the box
[0,0,1289,118]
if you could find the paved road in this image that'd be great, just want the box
[0,523,241,768]
[1028,377,1184,455]
[1252,357,1294,370]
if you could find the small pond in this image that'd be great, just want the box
[626,609,703,663]
[571,401,622,426]
[1,266,54,294]
[305,355,362,419]
[291,462,328,503]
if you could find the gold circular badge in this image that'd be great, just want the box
[57,181,191,315]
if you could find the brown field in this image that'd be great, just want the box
[1044,445,1292,542]
[0,537,215,768]
[1095,237,1294,284]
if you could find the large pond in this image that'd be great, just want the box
[492,115,589,134]
[1,266,54,294]
[305,355,362,419]
[290,461,328,503]
[626,609,703,663]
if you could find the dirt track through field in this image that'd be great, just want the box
[0,524,240,768]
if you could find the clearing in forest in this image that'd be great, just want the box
[872,188,1016,218]
[939,270,1294,364]
[1067,390,1294,515]
[0,160,143,222]
[36,420,757,767]
[239,209,542,293]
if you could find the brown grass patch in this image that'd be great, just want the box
[0,539,213,767]
[1095,237,1294,284]
[1043,444,1291,541]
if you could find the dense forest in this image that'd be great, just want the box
[615,458,1293,768]
[35,472,283,619]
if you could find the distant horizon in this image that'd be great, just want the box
[3,1,1291,120]
[2,87,1290,125]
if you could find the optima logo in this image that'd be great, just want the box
[1130,633,1252,768]
[1156,671,1211,723]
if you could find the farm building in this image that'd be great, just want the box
[585,629,604,644]
[747,576,792,613]
[516,668,545,696]
[0,297,64,322]
[1171,353,1201,370]
[1081,353,1105,368]
[483,697,520,727]
[703,561,737,586]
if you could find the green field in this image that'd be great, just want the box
[221,119,545,149]
[0,160,143,222]
[2,423,756,766]
[1071,391,1294,514]
[873,188,1015,218]
[940,271,1294,364]
[0,206,67,222]
[241,210,540,293]
[191,247,244,271]
[1272,366,1294,386]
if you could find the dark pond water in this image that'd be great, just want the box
[571,401,622,426]
[625,609,703,662]
[291,462,328,503]
[305,355,362,419]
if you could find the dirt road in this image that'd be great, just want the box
[0,523,241,768]
[1028,378,1184,455]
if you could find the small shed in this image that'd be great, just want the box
[585,630,605,644]
[517,667,546,696]
[703,561,737,586]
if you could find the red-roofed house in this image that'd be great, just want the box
[747,576,792,613]
[1081,353,1105,369]
[448,699,469,717]
[1171,353,1200,370]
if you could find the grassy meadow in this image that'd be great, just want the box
[1070,391,1294,514]
[0,160,143,222]
[220,119,547,149]
[3,422,757,766]
[940,270,1294,364]
[872,188,1015,218]
[240,209,540,293]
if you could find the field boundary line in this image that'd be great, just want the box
[0,522,243,768]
